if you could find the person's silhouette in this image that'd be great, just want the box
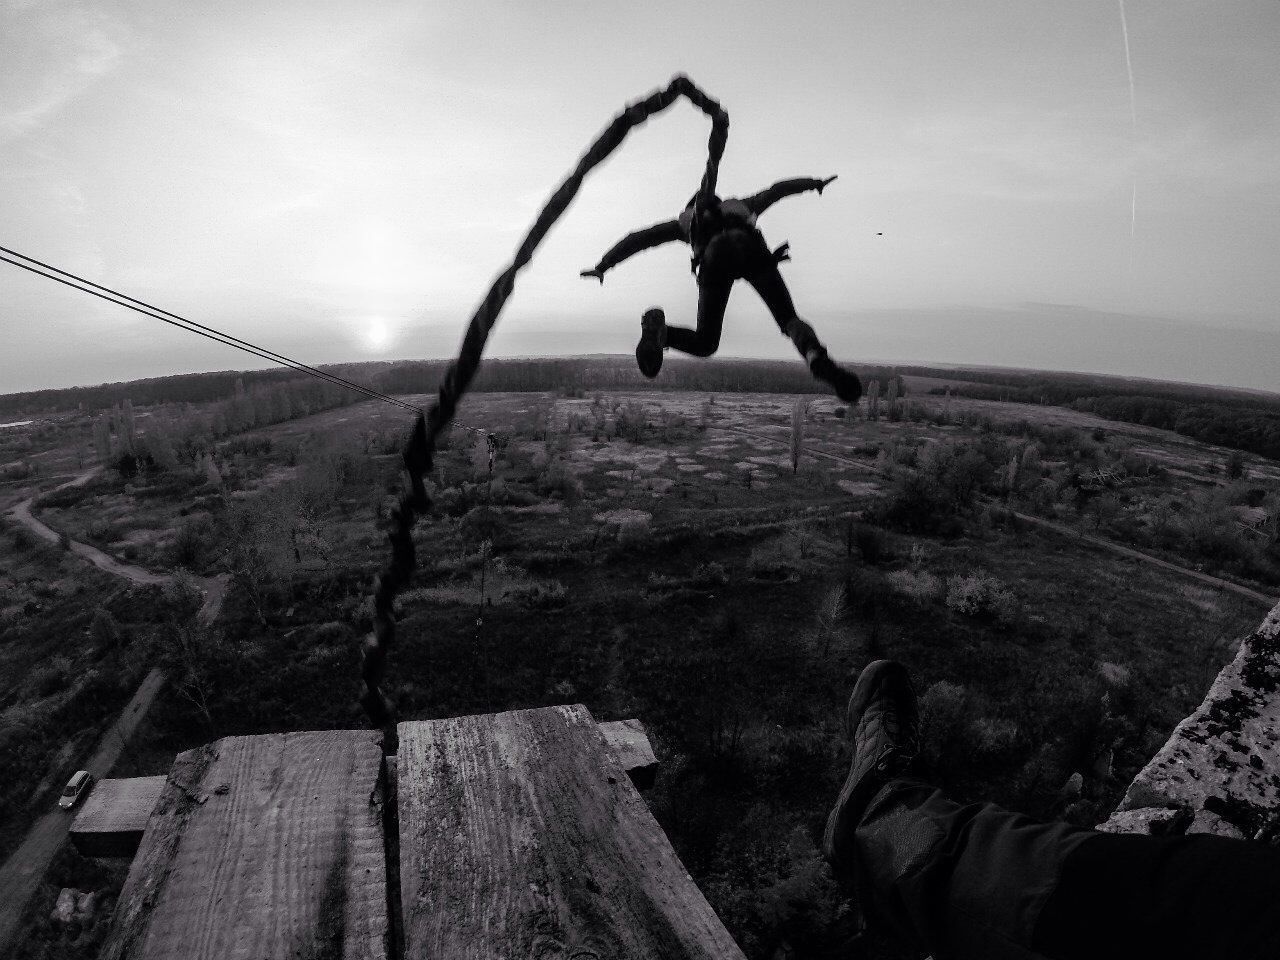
[581,177,861,403]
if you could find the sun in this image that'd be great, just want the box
[362,317,392,352]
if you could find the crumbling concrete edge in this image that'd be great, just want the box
[1098,599,1280,841]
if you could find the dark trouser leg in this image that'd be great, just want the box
[847,779,1280,960]
[739,254,823,360]
[664,270,731,358]
[740,241,861,401]
[849,779,1091,960]
[1033,830,1280,960]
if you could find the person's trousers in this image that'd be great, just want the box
[664,228,825,362]
[852,779,1280,960]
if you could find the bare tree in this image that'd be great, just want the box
[790,397,810,475]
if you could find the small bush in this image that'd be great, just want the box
[885,569,944,606]
[540,460,583,505]
[169,515,216,570]
[945,572,1017,625]
[616,401,650,443]
[748,536,800,580]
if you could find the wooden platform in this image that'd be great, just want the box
[99,708,743,960]
[101,730,388,960]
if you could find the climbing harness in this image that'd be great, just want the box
[359,75,730,744]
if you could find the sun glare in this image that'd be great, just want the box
[362,317,393,352]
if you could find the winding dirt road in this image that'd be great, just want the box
[0,469,227,949]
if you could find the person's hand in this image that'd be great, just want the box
[580,268,604,284]
[772,242,791,264]
[817,175,838,194]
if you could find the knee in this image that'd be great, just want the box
[687,331,720,357]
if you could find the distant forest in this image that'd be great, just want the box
[932,370,1280,461]
[3,356,1278,460]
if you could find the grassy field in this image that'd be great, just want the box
[3,381,1277,958]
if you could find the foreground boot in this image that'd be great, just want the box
[823,660,920,888]
[636,307,667,379]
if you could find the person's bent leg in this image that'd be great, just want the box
[664,265,732,358]
[843,777,1092,959]
[825,661,1280,960]
[742,248,861,402]
[839,776,1280,960]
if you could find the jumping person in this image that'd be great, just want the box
[825,660,1280,959]
[579,177,862,403]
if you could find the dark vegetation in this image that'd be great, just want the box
[3,358,1277,959]
[935,368,1280,460]
[0,529,193,862]
[91,390,1265,959]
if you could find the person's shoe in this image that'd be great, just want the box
[823,660,920,878]
[809,353,862,404]
[636,307,667,379]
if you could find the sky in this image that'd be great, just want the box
[2,0,1278,394]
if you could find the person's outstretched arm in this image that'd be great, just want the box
[580,219,684,282]
[742,176,838,216]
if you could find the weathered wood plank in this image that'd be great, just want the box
[597,718,658,789]
[71,776,167,858]
[101,730,387,960]
[385,718,657,798]
[398,705,745,959]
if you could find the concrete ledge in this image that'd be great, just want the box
[70,777,167,858]
[597,718,659,789]
[1102,598,1280,839]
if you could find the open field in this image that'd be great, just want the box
[2,367,1277,958]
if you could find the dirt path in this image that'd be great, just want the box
[7,467,167,586]
[1001,511,1275,606]
[0,470,228,948]
[713,425,1277,609]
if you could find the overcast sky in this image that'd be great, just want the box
[2,0,1277,394]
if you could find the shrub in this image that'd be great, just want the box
[459,505,506,546]
[616,401,650,443]
[969,716,1020,758]
[169,515,216,570]
[691,561,729,587]
[748,536,800,580]
[885,569,944,606]
[540,460,583,505]
[945,572,1017,625]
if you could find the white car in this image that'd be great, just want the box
[58,770,94,810]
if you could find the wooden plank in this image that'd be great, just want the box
[71,776,167,858]
[398,705,745,959]
[597,719,658,789]
[100,730,388,960]
[384,718,659,798]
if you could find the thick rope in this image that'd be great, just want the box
[360,75,730,743]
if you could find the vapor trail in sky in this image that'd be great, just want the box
[1119,0,1137,241]
[1119,0,1136,124]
